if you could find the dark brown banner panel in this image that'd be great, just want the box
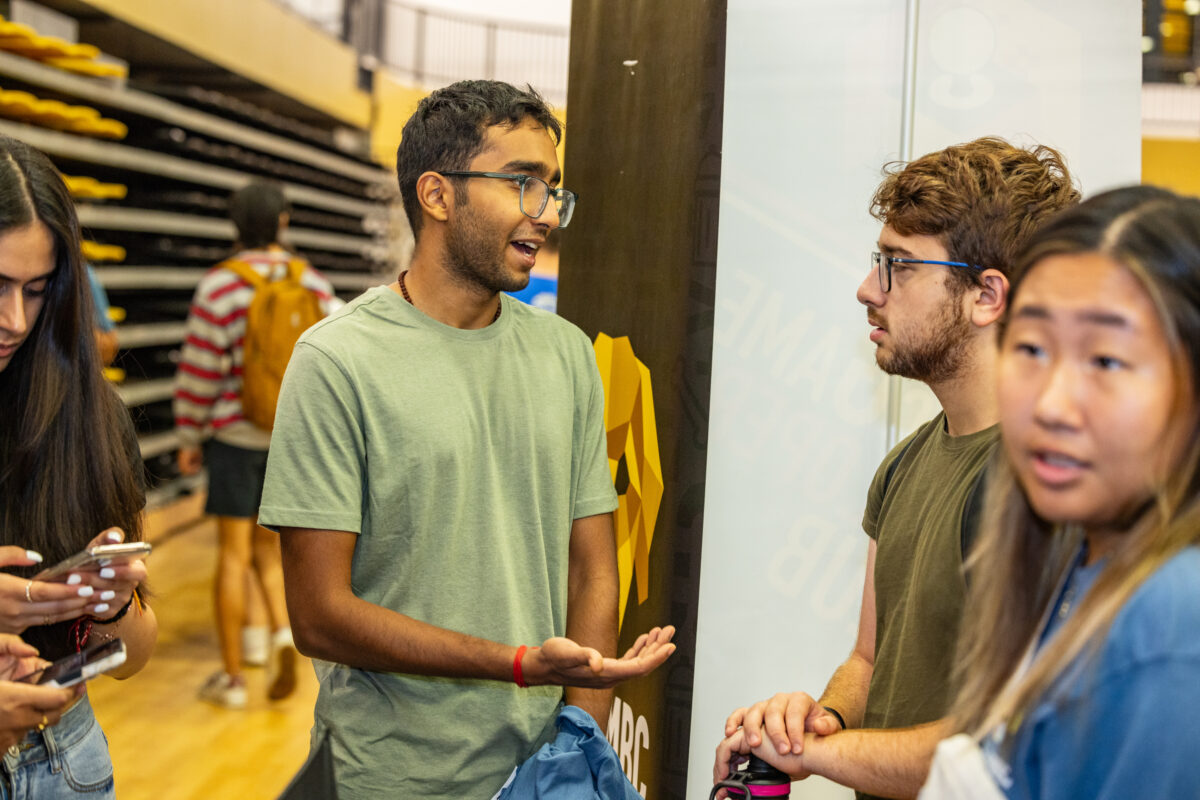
[558,1,727,796]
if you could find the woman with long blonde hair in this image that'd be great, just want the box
[923,184,1200,798]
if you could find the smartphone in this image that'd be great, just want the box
[34,542,152,582]
[14,639,127,688]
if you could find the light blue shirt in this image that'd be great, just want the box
[988,547,1200,799]
[86,266,115,333]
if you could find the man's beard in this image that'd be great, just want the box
[442,200,530,295]
[876,300,973,384]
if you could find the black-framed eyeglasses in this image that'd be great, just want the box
[440,171,577,229]
[871,251,990,293]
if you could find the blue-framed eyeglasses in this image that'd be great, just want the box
[440,171,577,228]
[871,251,989,293]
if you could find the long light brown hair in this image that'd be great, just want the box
[951,185,1200,736]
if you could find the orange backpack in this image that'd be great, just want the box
[223,258,324,431]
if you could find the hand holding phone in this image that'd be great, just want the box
[14,639,127,688]
[0,549,118,635]
[0,681,76,750]
[33,543,152,583]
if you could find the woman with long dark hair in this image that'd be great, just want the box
[0,134,157,797]
[920,185,1200,797]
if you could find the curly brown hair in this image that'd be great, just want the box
[870,137,1080,291]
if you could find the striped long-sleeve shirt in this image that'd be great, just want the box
[173,248,340,450]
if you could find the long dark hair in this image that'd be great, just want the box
[0,135,144,657]
[952,185,1200,734]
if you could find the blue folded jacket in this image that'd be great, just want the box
[497,705,643,799]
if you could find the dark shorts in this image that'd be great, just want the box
[204,440,269,518]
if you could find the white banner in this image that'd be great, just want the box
[689,2,1140,798]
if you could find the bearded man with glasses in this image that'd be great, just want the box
[258,80,675,799]
[716,138,1079,799]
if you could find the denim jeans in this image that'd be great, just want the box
[0,695,114,799]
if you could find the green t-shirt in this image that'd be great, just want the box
[861,412,998,736]
[259,287,618,798]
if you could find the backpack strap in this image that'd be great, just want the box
[284,258,307,282]
[222,258,266,289]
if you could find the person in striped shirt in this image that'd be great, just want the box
[173,180,339,709]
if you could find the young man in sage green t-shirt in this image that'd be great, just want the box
[715,138,1080,799]
[258,81,675,799]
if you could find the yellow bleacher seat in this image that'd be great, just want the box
[62,175,128,200]
[81,240,126,263]
[0,86,127,140]
[71,116,127,139]
[0,33,75,60]
[0,15,121,79]
[0,88,39,117]
[43,57,127,79]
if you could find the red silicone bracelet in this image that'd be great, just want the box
[513,645,529,687]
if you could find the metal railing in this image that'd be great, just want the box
[1143,82,1200,139]
[274,0,346,38]
[382,1,569,106]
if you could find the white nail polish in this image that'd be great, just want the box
[106,531,123,543]
[25,550,42,563]
[78,586,94,597]
[100,568,115,579]
[92,603,109,613]
[66,574,82,586]
[100,590,115,601]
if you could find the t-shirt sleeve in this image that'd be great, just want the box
[259,340,366,534]
[1026,656,1200,800]
[571,336,618,521]
[862,427,923,540]
[862,453,892,541]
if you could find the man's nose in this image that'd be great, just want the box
[535,197,561,229]
[856,267,883,308]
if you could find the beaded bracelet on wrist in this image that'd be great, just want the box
[93,592,136,626]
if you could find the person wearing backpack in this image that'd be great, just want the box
[173,180,339,708]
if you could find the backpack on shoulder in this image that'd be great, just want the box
[223,258,323,430]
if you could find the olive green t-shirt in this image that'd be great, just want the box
[861,413,998,736]
[258,287,618,799]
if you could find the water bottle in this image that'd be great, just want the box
[709,755,791,798]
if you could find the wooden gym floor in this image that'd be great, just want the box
[89,513,318,799]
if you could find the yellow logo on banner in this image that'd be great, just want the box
[594,334,663,632]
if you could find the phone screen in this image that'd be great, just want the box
[15,639,127,688]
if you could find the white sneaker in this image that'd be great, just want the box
[199,671,247,709]
[242,625,269,667]
[266,628,297,701]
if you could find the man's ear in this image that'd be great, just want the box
[416,171,452,224]
[970,269,1010,328]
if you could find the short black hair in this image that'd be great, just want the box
[395,80,562,238]
[229,180,290,249]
